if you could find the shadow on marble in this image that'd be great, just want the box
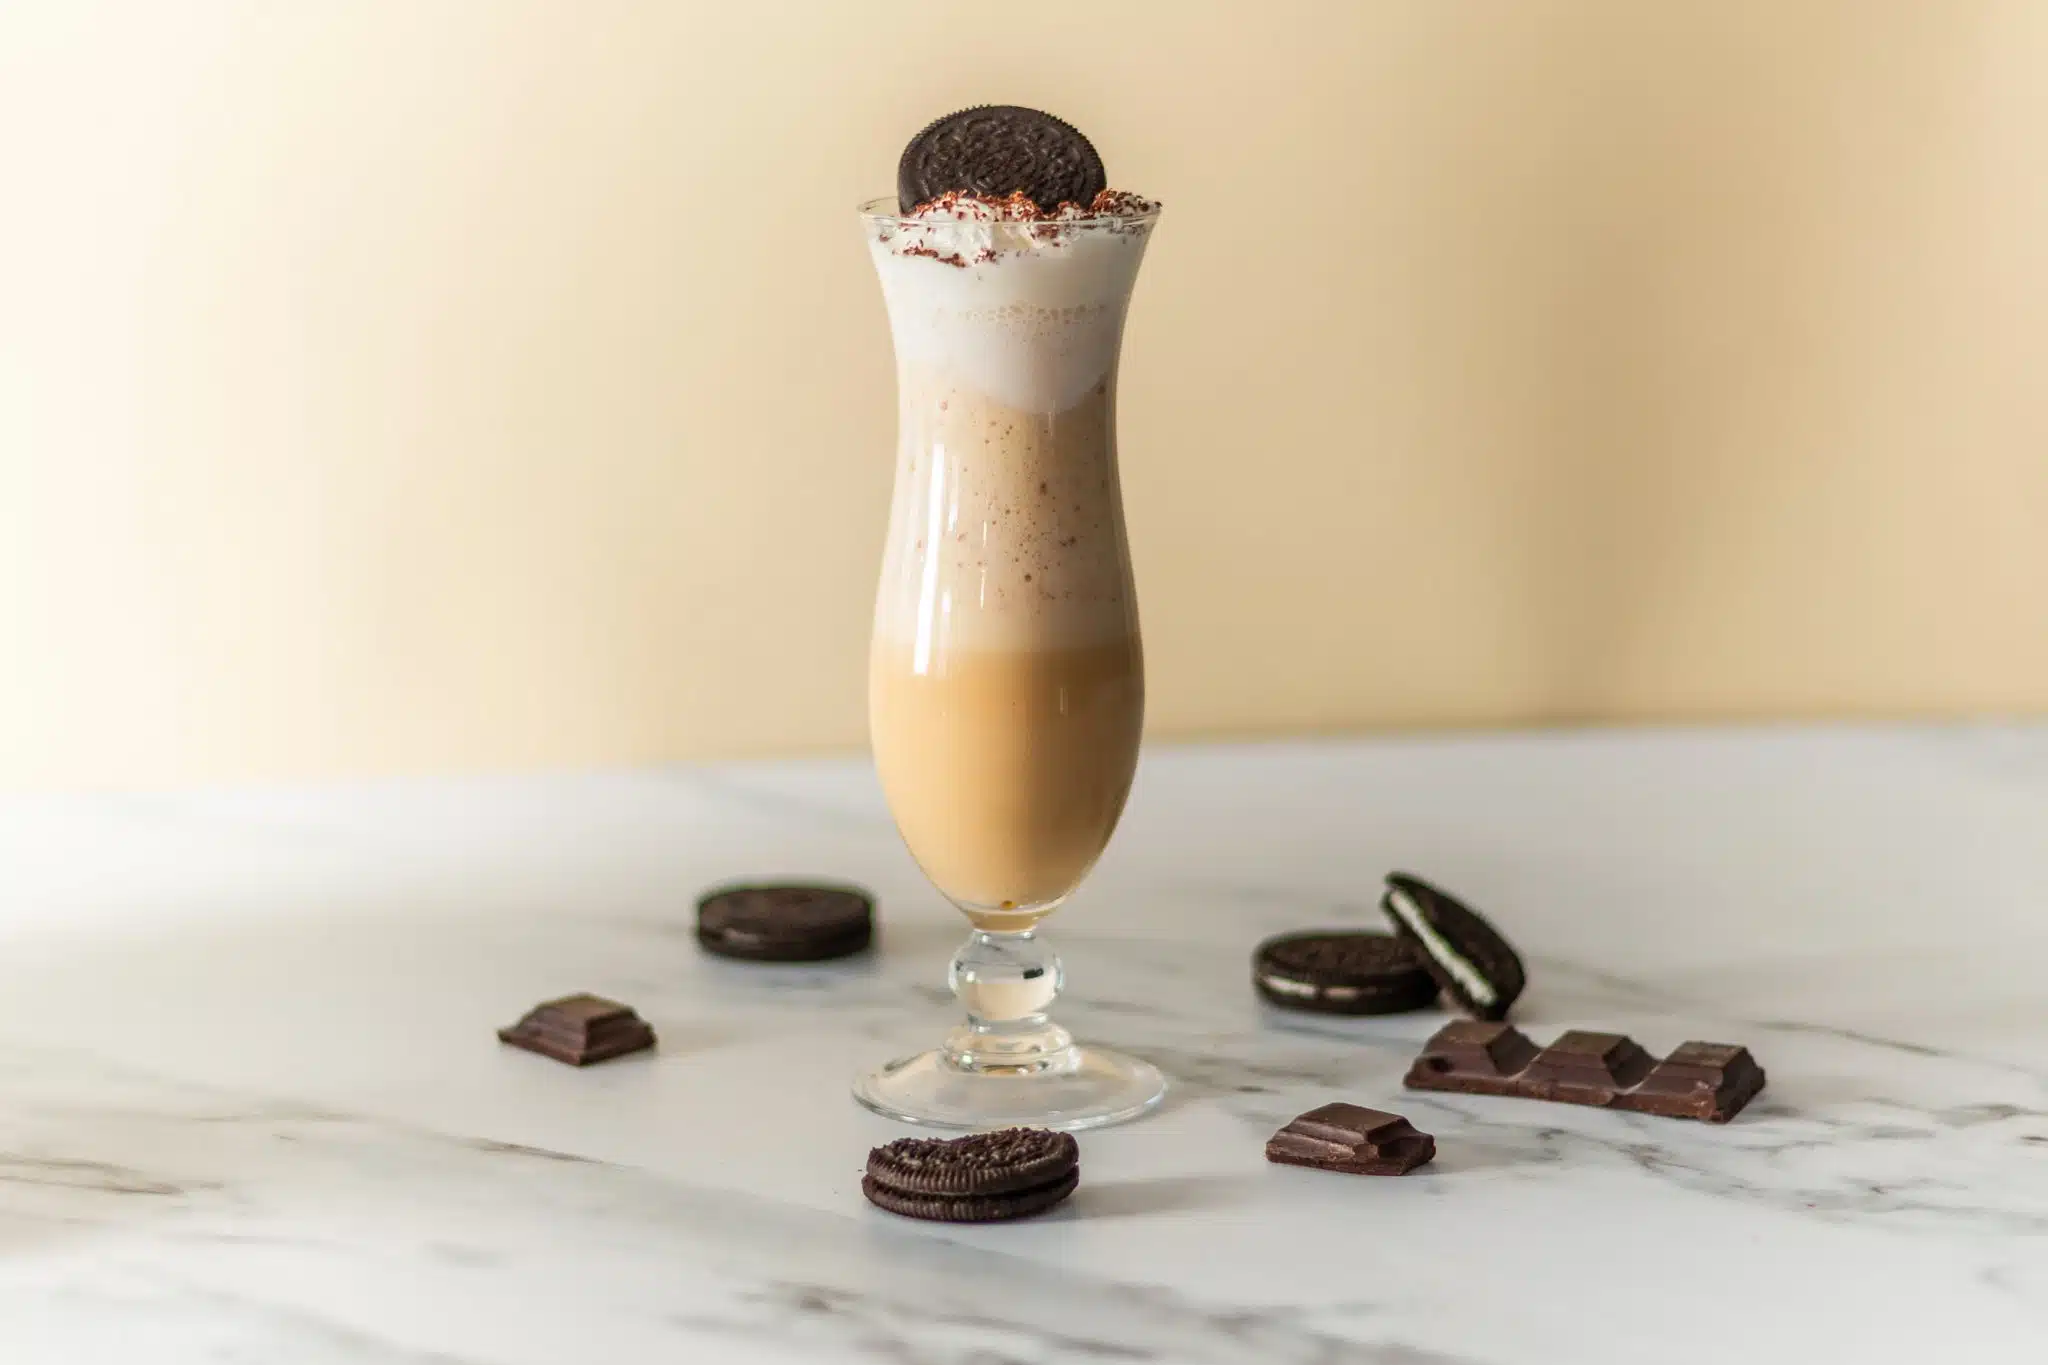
[1066,1174,1249,1220]
[1414,1136,1566,1178]
[1260,1010,1447,1055]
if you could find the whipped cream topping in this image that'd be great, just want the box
[872,189,1159,268]
[863,186,1158,413]
[905,189,1158,220]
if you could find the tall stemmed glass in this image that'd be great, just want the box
[853,197,1166,1131]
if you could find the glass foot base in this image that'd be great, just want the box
[853,1045,1167,1132]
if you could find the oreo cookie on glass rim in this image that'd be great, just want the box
[1379,872,1527,1021]
[897,105,1107,212]
[862,1127,1080,1223]
[1253,930,1439,1016]
[695,883,874,963]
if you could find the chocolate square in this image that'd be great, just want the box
[1405,1020,1540,1095]
[498,993,656,1067]
[1626,1042,1767,1123]
[1265,1103,1436,1176]
[1524,1031,1655,1094]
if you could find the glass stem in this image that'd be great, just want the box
[942,928,1078,1075]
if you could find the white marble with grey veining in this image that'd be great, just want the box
[0,726,2043,1362]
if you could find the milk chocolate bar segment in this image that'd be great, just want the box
[1406,1020,1540,1096]
[1404,1022,1765,1123]
[1519,1031,1655,1105]
[1629,1042,1767,1122]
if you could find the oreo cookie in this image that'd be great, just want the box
[897,105,1107,212]
[863,1128,1080,1223]
[1253,930,1439,1016]
[1380,873,1527,1021]
[696,883,873,962]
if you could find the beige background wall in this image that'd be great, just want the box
[2,1,2044,786]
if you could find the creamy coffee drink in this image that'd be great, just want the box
[866,191,1157,923]
[854,105,1170,1132]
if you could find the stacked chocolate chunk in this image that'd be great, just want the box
[1265,1103,1436,1176]
[496,994,656,1067]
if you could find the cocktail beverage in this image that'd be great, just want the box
[852,108,1168,1131]
[866,196,1150,927]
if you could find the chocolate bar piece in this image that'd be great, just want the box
[1628,1041,1767,1121]
[1405,1021,1765,1123]
[1520,1031,1655,1099]
[1264,1103,1436,1176]
[498,993,656,1066]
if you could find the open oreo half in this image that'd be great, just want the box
[897,105,1107,212]
[863,1128,1080,1223]
[1253,930,1439,1016]
[1380,873,1527,1021]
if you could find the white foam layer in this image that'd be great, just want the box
[866,223,1153,414]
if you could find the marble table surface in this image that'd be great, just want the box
[0,725,2044,1363]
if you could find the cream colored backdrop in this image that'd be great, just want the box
[3,1,2044,785]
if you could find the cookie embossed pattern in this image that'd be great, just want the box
[897,105,1107,215]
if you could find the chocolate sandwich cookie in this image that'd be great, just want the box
[1253,930,1439,1015]
[1265,1103,1436,1176]
[497,993,655,1066]
[1380,873,1526,1020]
[898,105,1107,213]
[863,1128,1080,1223]
[696,883,873,962]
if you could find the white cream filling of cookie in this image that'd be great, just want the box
[1384,887,1498,1008]
[1258,975,1362,1001]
